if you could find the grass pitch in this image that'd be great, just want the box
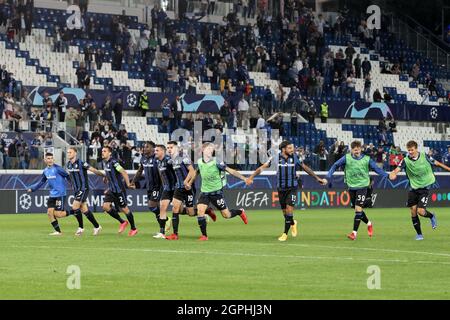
[1,208,450,300]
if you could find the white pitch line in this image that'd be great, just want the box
[253,242,450,258]
[5,245,450,266]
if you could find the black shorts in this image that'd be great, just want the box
[278,188,297,209]
[105,191,128,208]
[161,190,175,201]
[349,188,369,208]
[173,188,196,208]
[407,188,430,208]
[147,188,161,202]
[73,190,89,203]
[198,192,227,211]
[47,196,66,211]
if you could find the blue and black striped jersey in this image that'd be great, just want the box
[157,155,177,191]
[268,153,302,189]
[67,159,90,192]
[103,158,126,193]
[168,155,191,189]
[140,154,161,190]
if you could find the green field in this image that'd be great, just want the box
[1,208,450,300]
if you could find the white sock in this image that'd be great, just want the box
[367,221,372,226]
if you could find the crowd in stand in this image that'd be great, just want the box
[0,1,449,171]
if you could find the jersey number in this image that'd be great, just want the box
[421,196,429,205]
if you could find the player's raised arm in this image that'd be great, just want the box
[27,174,47,192]
[431,160,450,172]
[301,162,327,185]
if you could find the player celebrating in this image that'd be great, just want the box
[153,144,177,239]
[132,141,162,227]
[246,140,326,241]
[27,153,79,235]
[165,141,216,240]
[389,140,450,240]
[185,142,248,241]
[101,146,138,236]
[326,141,390,241]
[66,147,106,236]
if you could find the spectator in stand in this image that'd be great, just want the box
[363,73,371,101]
[353,54,361,78]
[262,85,273,115]
[101,96,114,122]
[411,60,420,81]
[346,73,356,98]
[362,57,371,78]
[76,108,87,141]
[373,89,382,102]
[187,71,198,94]
[88,101,99,131]
[113,98,123,127]
[76,62,89,89]
[383,90,392,102]
[249,101,260,129]
[172,96,183,127]
[65,107,78,142]
[29,134,41,169]
[161,97,171,132]
[219,100,231,129]
[314,140,328,171]
[202,112,214,132]
[237,96,249,130]
[95,48,104,70]
[138,90,149,117]
[54,91,67,122]
[388,117,397,132]
[378,118,387,132]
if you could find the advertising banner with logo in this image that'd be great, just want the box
[321,100,450,122]
[25,86,448,122]
[8,188,450,214]
[3,172,450,191]
[25,86,224,113]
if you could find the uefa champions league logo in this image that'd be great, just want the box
[127,93,137,108]
[19,194,32,210]
[430,107,438,119]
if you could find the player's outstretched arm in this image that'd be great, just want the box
[389,167,401,180]
[434,160,450,172]
[245,162,270,185]
[28,174,47,192]
[225,166,247,182]
[324,155,346,186]
[88,167,106,178]
[301,163,327,185]
[369,159,389,177]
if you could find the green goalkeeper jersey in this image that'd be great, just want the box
[402,152,436,190]
[197,157,227,193]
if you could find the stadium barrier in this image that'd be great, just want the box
[1,171,450,213]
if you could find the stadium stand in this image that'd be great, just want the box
[0,0,449,172]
